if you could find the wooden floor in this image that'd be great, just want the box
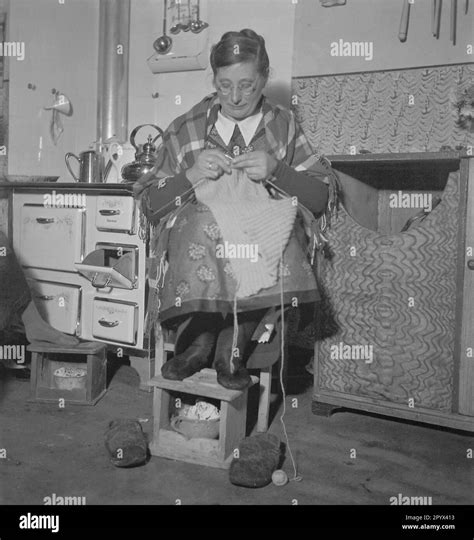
[0,360,472,506]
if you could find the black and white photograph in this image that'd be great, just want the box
[0,0,473,534]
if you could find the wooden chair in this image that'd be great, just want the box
[147,324,275,469]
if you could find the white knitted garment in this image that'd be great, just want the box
[194,169,297,298]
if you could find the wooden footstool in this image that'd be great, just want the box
[28,341,107,406]
[148,368,258,469]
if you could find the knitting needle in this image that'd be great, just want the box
[226,152,291,198]
[146,154,234,219]
[466,0,469,13]
[145,176,207,219]
[224,151,289,198]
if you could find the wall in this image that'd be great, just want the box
[129,0,296,132]
[7,0,99,180]
[293,0,474,77]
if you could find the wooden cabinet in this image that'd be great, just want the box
[312,152,474,432]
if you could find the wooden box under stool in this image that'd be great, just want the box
[28,342,107,406]
[148,368,258,469]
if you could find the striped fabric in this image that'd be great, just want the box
[194,168,297,298]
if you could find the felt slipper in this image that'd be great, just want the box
[229,433,281,488]
[104,419,148,468]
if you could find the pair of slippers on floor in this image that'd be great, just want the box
[104,419,282,488]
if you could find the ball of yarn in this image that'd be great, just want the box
[271,469,288,486]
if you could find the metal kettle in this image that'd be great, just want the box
[65,149,103,183]
[121,124,164,184]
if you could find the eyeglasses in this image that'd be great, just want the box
[215,80,259,97]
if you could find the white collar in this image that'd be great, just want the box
[215,109,263,146]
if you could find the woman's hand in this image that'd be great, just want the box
[231,151,278,182]
[186,149,232,185]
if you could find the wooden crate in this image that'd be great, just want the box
[148,368,258,469]
[28,341,107,406]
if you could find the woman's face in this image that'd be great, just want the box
[214,61,267,121]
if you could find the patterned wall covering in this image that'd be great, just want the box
[315,171,459,411]
[292,64,474,155]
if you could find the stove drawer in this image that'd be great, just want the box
[18,204,84,271]
[28,279,81,335]
[92,299,138,345]
[96,196,135,233]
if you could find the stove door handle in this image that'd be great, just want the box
[98,318,119,328]
[36,217,55,224]
[36,294,54,301]
[99,209,121,216]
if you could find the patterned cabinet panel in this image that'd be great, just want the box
[312,155,473,430]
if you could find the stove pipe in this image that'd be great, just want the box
[97,0,131,147]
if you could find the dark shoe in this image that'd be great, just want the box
[161,339,214,380]
[216,363,251,390]
[214,346,251,390]
[161,315,219,381]
[214,316,260,391]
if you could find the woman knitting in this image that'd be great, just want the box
[134,29,338,391]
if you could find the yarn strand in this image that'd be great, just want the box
[277,212,301,483]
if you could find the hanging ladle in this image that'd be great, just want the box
[190,0,208,33]
[169,1,182,34]
[153,0,173,54]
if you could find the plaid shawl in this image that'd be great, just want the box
[134,93,340,238]
[134,93,340,334]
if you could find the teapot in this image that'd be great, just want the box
[120,124,164,184]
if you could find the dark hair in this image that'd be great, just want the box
[210,29,270,79]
